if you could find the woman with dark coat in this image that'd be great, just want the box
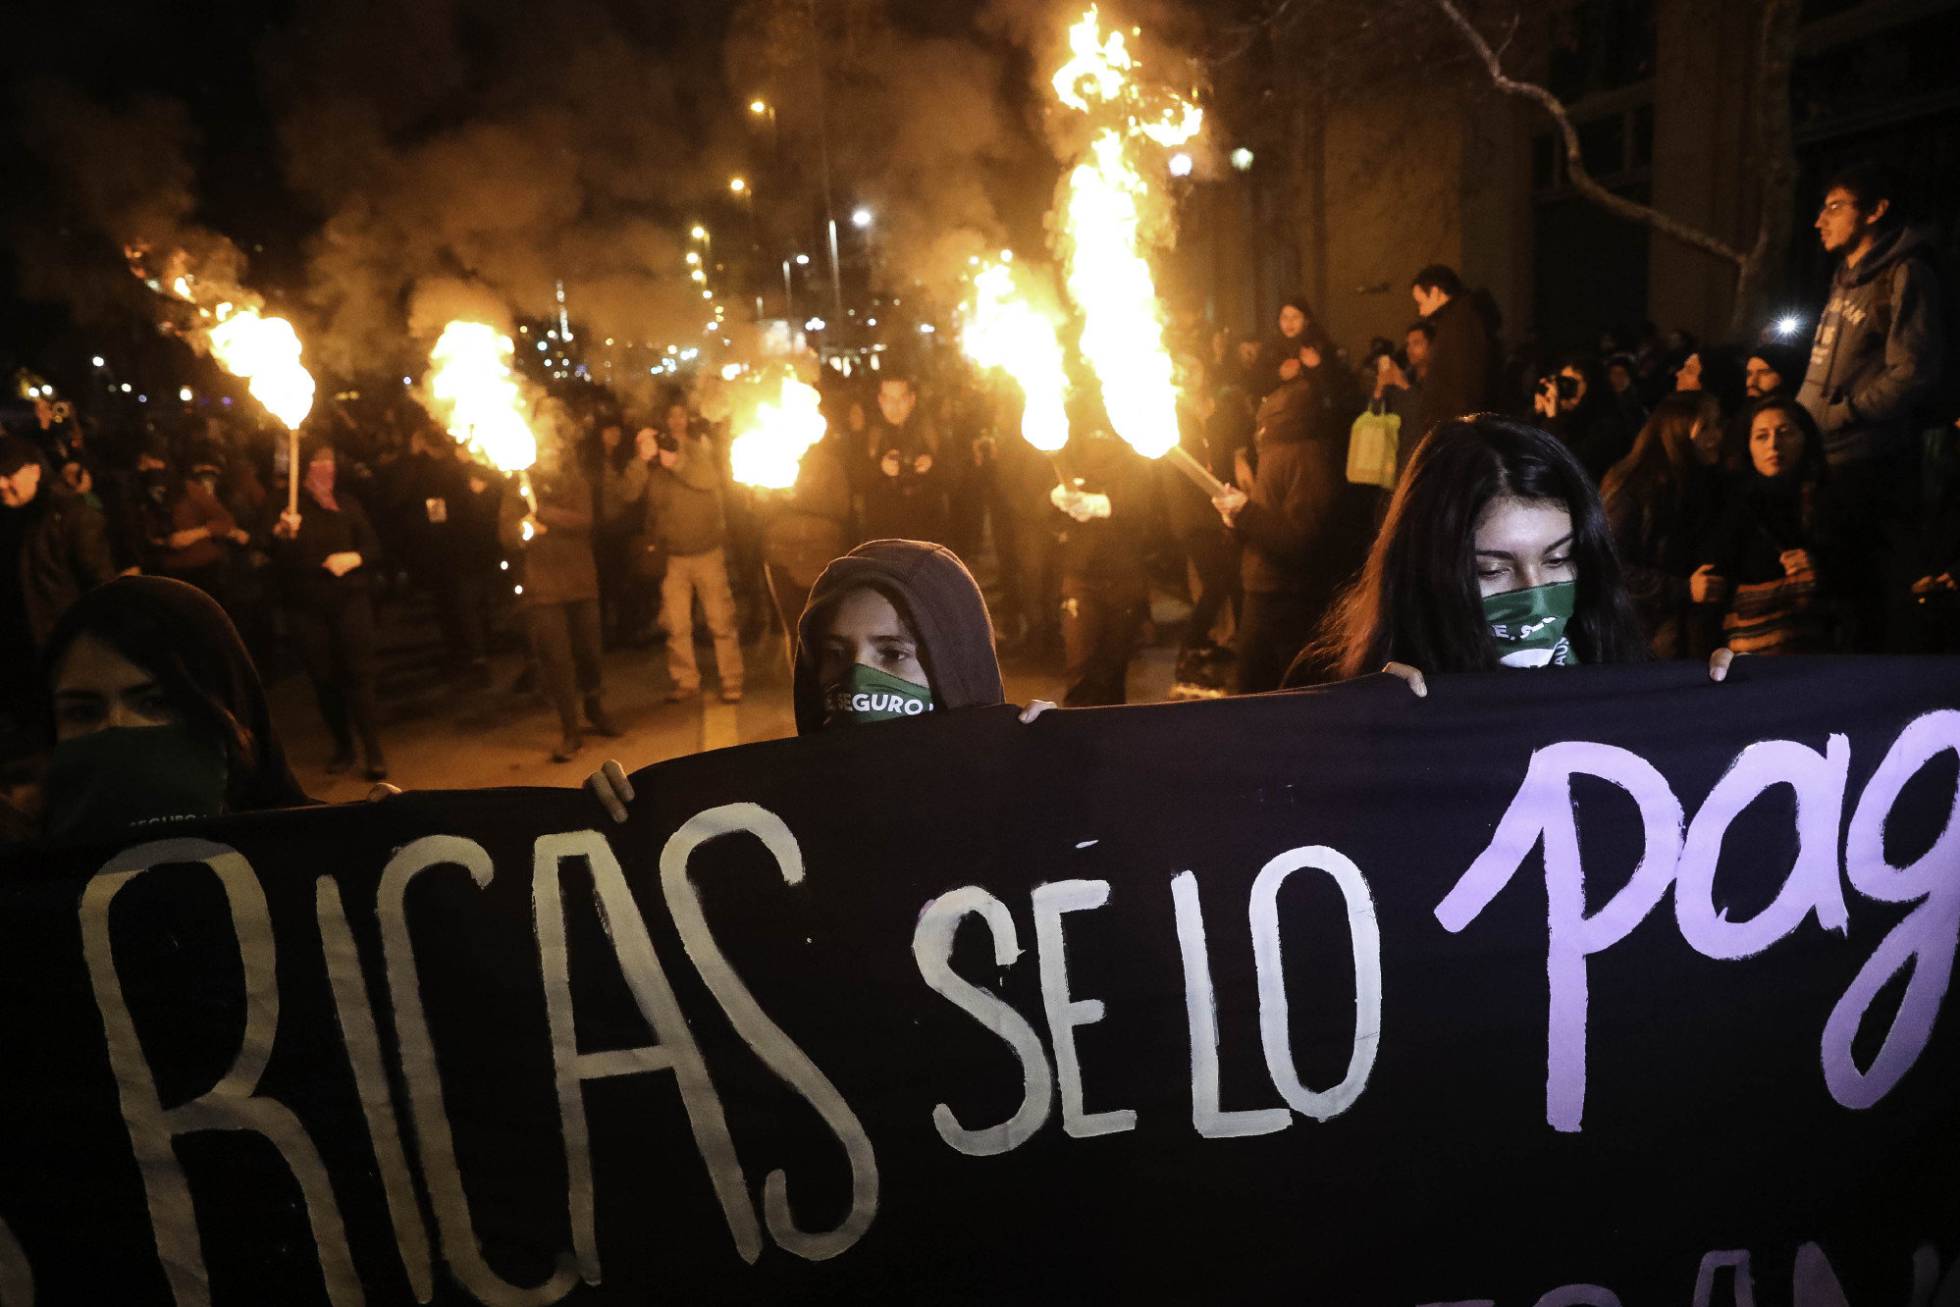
[270,440,389,780]
[1213,368,1373,693]
[31,575,311,845]
[1696,398,1840,655]
[1258,296,1360,424]
[1599,391,1726,658]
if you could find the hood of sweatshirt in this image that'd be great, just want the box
[1838,221,1938,290]
[791,539,1004,735]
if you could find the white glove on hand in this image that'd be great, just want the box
[1050,484,1112,523]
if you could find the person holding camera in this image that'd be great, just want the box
[1532,355,1633,485]
[643,422,744,704]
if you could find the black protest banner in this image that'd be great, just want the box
[1,656,1957,1305]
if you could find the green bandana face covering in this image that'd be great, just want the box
[823,663,933,727]
[42,725,229,844]
[1482,580,1580,668]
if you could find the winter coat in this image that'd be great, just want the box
[8,483,115,645]
[269,489,383,607]
[1797,223,1945,464]
[499,468,598,607]
[859,415,948,543]
[761,439,853,590]
[1412,294,1496,457]
[147,480,238,576]
[1050,434,1155,600]
[643,438,729,558]
[1234,378,1370,600]
[1700,476,1836,654]
[1604,465,1720,659]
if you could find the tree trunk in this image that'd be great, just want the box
[1727,0,1802,339]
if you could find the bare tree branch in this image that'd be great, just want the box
[1433,0,1748,270]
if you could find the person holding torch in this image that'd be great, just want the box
[268,439,389,781]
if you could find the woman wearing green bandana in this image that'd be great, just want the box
[588,541,1053,822]
[1286,416,1738,693]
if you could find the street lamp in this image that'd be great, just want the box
[749,99,768,116]
[851,207,873,229]
[1168,152,1194,178]
[689,224,708,242]
[729,176,748,195]
[1230,147,1255,172]
[795,253,810,266]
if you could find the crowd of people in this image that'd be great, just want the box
[1,160,1952,846]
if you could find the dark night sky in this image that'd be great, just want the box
[1,0,1069,388]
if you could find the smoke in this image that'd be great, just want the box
[263,0,735,379]
[5,83,251,328]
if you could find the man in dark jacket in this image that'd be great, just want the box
[1796,162,1946,651]
[860,376,949,544]
[1409,264,1496,470]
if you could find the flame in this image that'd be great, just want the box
[1051,5,1201,460]
[729,374,828,490]
[424,321,538,474]
[960,260,1071,454]
[122,248,316,431]
[204,307,317,431]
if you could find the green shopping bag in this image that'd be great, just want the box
[1346,401,1400,488]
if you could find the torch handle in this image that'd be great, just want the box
[1165,443,1228,499]
[518,468,539,516]
[286,429,300,516]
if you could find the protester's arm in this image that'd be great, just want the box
[537,485,592,532]
[1605,495,1689,615]
[1232,450,1333,564]
[1839,260,1943,426]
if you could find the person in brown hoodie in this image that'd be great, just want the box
[587,539,1047,821]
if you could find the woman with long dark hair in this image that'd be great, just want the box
[1599,391,1726,658]
[34,575,311,844]
[1288,414,1684,693]
[1696,397,1838,655]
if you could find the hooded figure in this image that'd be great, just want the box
[37,575,311,842]
[790,540,1005,737]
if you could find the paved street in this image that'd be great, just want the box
[273,590,1191,803]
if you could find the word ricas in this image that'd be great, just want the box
[81,806,876,1307]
